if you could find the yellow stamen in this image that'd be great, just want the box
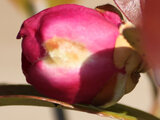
[43,37,91,68]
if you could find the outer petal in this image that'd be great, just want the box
[142,0,160,84]
[18,4,119,62]
[38,4,119,52]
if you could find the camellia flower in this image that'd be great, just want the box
[17,4,143,106]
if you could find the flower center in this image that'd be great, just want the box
[43,37,91,68]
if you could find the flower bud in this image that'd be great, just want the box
[17,4,142,106]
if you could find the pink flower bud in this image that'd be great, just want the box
[17,4,139,106]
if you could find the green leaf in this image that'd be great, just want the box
[0,84,159,120]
